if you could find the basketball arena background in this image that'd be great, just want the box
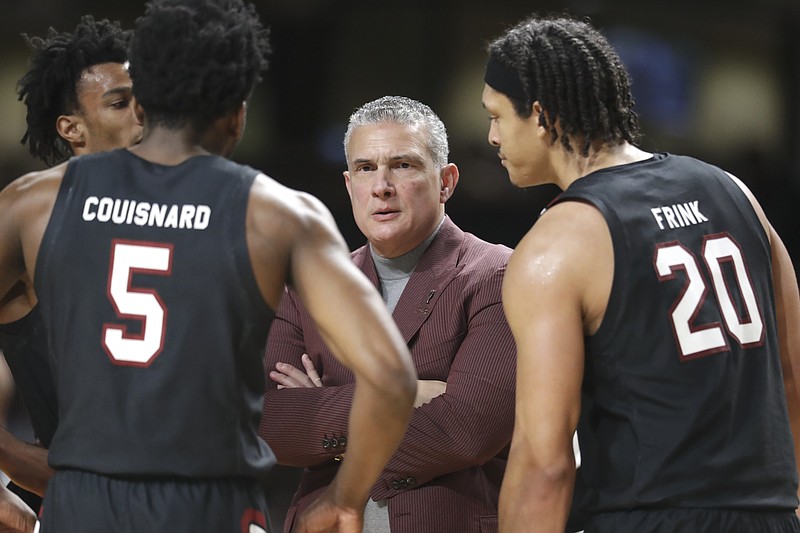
[0,0,798,526]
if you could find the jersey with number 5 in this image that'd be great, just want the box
[34,149,276,480]
[554,153,797,513]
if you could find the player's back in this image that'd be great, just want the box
[556,153,797,513]
[35,149,275,480]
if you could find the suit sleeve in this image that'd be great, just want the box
[371,265,516,499]
[260,263,516,489]
[259,288,356,466]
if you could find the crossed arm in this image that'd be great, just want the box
[271,353,446,408]
[262,267,516,496]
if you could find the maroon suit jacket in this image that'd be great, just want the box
[260,217,516,533]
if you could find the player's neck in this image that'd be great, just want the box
[557,142,651,189]
[128,125,211,166]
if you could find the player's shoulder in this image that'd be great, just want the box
[722,171,771,241]
[248,172,337,239]
[0,162,67,207]
[250,173,331,216]
[531,200,608,250]
[510,200,610,286]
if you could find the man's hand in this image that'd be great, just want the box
[292,483,364,533]
[268,353,444,464]
[270,356,445,408]
[269,354,322,389]
[0,484,36,533]
[414,380,446,407]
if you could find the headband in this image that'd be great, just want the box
[484,55,531,101]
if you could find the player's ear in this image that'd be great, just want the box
[532,100,550,138]
[232,101,246,140]
[133,99,145,126]
[212,103,247,157]
[56,114,86,149]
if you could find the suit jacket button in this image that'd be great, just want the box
[322,438,331,449]
[338,436,347,447]
[405,477,416,487]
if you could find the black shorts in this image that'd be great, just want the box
[38,469,271,533]
[586,508,800,533]
[7,481,42,514]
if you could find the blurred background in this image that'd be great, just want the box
[0,0,798,525]
[1,0,798,256]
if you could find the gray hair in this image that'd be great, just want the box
[343,96,449,169]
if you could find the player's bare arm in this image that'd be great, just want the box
[0,166,64,531]
[0,186,28,307]
[0,165,65,307]
[0,280,35,325]
[728,173,800,511]
[770,227,800,513]
[499,200,611,533]
[246,174,416,529]
[0,483,36,533]
[0,167,63,500]
[0,427,52,496]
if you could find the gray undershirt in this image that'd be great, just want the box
[362,218,443,533]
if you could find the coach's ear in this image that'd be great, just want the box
[439,163,459,204]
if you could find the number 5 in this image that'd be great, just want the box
[102,240,173,366]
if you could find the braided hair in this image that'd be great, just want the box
[17,15,131,165]
[487,15,640,156]
[129,0,271,131]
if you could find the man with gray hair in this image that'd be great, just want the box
[260,96,517,533]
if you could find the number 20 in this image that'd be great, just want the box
[102,240,173,366]
[654,234,764,360]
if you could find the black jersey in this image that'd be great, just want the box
[34,149,275,480]
[0,306,57,447]
[553,153,798,513]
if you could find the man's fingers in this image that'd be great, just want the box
[271,362,317,388]
[269,370,301,388]
[301,354,323,387]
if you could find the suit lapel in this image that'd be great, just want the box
[351,218,465,344]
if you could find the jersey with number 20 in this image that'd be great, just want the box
[554,153,797,514]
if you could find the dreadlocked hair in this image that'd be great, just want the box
[487,15,640,156]
[16,15,131,166]
[129,0,271,131]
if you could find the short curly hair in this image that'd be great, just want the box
[17,15,131,166]
[487,15,640,156]
[344,96,450,170]
[129,0,271,131]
